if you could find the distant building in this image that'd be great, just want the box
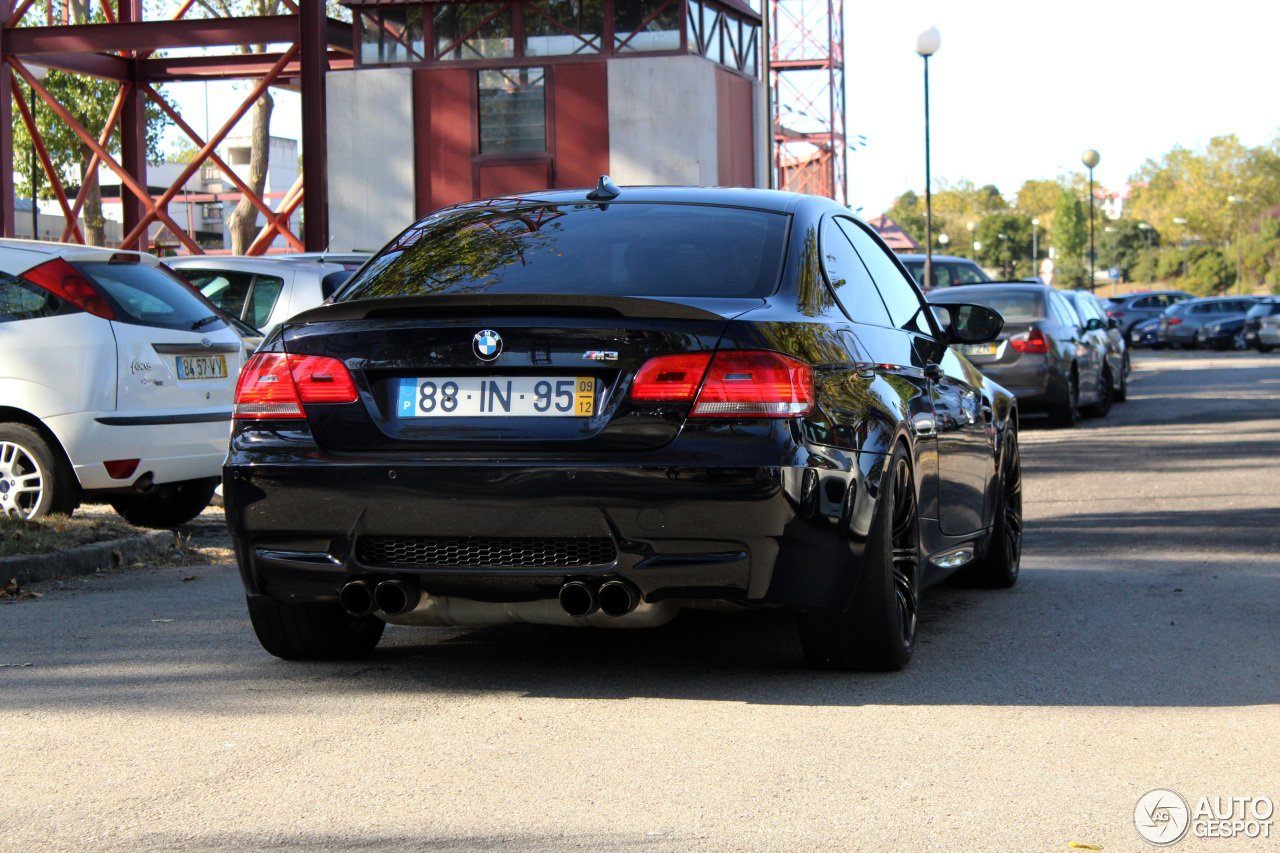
[1098,182,1146,221]
[327,0,769,252]
[865,214,921,253]
[94,135,299,250]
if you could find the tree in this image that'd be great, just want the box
[1013,179,1063,218]
[1100,220,1160,283]
[1127,134,1280,247]
[885,190,926,248]
[11,5,168,245]
[1051,191,1088,287]
[975,213,1033,278]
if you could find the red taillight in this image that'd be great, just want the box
[233,353,358,419]
[630,352,713,402]
[1166,317,1182,326]
[21,258,117,320]
[1010,329,1050,354]
[288,355,359,403]
[630,350,814,418]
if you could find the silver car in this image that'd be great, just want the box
[166,255,367,338]
[1064,289,1130,403]
[928,283,1114,427]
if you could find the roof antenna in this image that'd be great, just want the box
[586,175,621,201]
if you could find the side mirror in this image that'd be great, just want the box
[1108,317,1120,329]
[932,303,1005,345]
[1085,318,1105,331]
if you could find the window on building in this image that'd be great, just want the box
[202,203,223,223]
[478,68,547,154]
[435,3,514,61]
[686,1,760,75]
[359,6,426,65]
[199,164,221,183]
[524,0,602,56]
[615,0,680,53]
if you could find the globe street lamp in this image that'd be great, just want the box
[916,27,940,288]
[1227,195,1245,294]
[1138,223,1154,285]
[1082,149,1101,291]
[938,233,949,251]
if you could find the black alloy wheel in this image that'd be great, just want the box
[1082,366,1113,417]
[798,444,920,671]
[952,429,1022,588]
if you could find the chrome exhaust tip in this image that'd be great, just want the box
[339,580,376,616]
[597,580,640,617]
[558,581,599,618]
[374,580,421,616]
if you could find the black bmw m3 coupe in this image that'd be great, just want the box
[225,183,1022,671]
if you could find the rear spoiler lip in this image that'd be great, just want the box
[287,293,768,325]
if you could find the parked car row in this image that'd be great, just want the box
[927,283,1128,427]
[1118,292,1280,353]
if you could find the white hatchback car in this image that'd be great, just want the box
[0,241,243,526]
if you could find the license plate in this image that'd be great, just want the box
[397,376,597,418]
[956,343,998,356]
[176,354,227,380]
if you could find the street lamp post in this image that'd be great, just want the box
[1032,218,1040,278]
[1082,149,1101,292]
[1138,223,1154,285]
[1227,196,1245,295]
[916,27,940,289]
[27,64,48,240]
[997,232,1010,277]
[1172,216,1192,275]
[967,221,976,260]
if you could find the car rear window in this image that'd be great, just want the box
[336,202,789,301]
[928,288,1043,322]
[75,260,228,332]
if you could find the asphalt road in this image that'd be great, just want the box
[2,350,1277,853]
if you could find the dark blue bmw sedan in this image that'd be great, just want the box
[224,183,1021,671]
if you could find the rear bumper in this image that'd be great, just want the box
[965,359,1060,408]
[224,422,883,611]
[45,410,232,491]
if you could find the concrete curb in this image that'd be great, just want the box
[0,530,174,586]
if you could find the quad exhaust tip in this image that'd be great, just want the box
[597,580,640,617]
[374,580,422,616]
[558,581,599,618]
[339,580,376,616]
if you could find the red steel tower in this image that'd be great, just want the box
[767,0,845,206]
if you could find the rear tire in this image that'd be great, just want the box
[1082,366,1114,417]
[1257,343,1274,353]
[951,430,1022,588]
[247,596,385,661]
[798,445,920,671]
[108,477,218,528]
[0,423,78,520]
[1114,354,1130,402]
[1047,371,1080,428]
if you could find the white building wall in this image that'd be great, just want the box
[326,67,416,252]
[607,55,719,187]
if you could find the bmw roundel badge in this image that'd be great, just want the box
[472,329,503,361]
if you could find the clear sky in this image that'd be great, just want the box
[164,0,1278,218]
[846,0,1279,215]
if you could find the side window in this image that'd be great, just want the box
[246,275,285,329]
[820,217,893,327]
[1079,297,1103,323]
[184,270,255,321]
[1132,296,1158,309]
[933,265,955,288]
[0,275,63,322]
[1050,292,1081,328]
[837,218,931,334]
[953,263,989,284]
[1190,304,1211,314]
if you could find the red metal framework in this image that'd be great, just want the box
[767,0,844,206]
[1,0,352,252]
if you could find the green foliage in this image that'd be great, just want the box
[1052,191,1087,271]
[1100,220,1160,283]
[1014,179,1064,218]
[885,191,927,249]
[975,213,1033,278]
